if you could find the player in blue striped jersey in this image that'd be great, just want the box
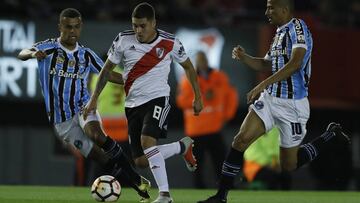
[18,8,151,202]
[199,0,350,202]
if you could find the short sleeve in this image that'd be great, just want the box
[171,38,188,64]
[32,39,56,52]
[86,48,104,73]
[290,19,307,50]
[107,34,123,64]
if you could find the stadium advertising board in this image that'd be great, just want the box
[0,20,41,101]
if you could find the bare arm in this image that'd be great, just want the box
[247,47,307,103]
[83,59,117,119]
[108,71,124,85]
[18,48,46,61]
[232,45,272,71]
[179,58,203,115]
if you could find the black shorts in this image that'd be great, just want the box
[125,96,170,158]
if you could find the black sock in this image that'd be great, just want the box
[216,147,244,200]
[102,137,141,185]
[297,130,335,169]
[114,151,141,184]
[102,136,117,155]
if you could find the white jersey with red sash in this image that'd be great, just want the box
[107,29,188,108]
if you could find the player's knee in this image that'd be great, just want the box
[140,134,157,149]
[90,131,105,144]
[134,156,149,168]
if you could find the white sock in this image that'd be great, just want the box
[144,146,169,192]
[158,142,181,159]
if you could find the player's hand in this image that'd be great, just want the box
[247,82,265,104]
[31,50,47,60]
[232,45,246,61]
[192,97,203,116]
[83,98,97,120]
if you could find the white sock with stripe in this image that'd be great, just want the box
[157,142,181,159]
[144,146,169,192]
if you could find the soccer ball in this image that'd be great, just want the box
[91,175,121,202]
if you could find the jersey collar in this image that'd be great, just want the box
[57,38,79,53]
[276,18,295,32]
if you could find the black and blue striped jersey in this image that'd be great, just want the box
[265,18,313,99]
[33,38,103,124]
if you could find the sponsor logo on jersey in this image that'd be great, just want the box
[49,67,85,79]
[271,48,287,57]
[294,19,305,43]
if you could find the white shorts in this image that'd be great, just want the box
[250,92,310,148]
[54,110,101,157]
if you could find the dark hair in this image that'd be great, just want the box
[59,8,82,19]
[132,2,155,20]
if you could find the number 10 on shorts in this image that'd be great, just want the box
[153,106,162,120]
[291,122,302,135]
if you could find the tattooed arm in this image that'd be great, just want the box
[83,59,117,119]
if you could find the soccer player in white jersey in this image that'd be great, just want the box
[198,0,350,202]
[84,2,203,203]
[18,8,151,203]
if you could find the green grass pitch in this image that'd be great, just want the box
[0,185,359,203]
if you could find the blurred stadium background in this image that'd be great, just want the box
[0,0,359,192]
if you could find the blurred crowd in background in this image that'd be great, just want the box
[2,0,360,27]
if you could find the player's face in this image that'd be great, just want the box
[59,17,82,48]
[265,0,288,26]
[132,17,156,43]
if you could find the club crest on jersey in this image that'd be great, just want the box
[68,60,76,67]
[56,56,65,64]
[156,47,165,58]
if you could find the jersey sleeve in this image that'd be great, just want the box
[107,34,123,65]
[171,38,188,64]
[86,48,104,74]
[32,39,56,52]
[290,19,308,50]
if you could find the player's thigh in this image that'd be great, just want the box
[232,109,266,150]
[234,92,275,150]
[54,118,94,157]
[280,146,299,171]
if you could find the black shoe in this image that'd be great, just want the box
[326,122,351,145]
[197,195,227,203]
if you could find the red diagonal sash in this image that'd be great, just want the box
[124,39,174,96]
